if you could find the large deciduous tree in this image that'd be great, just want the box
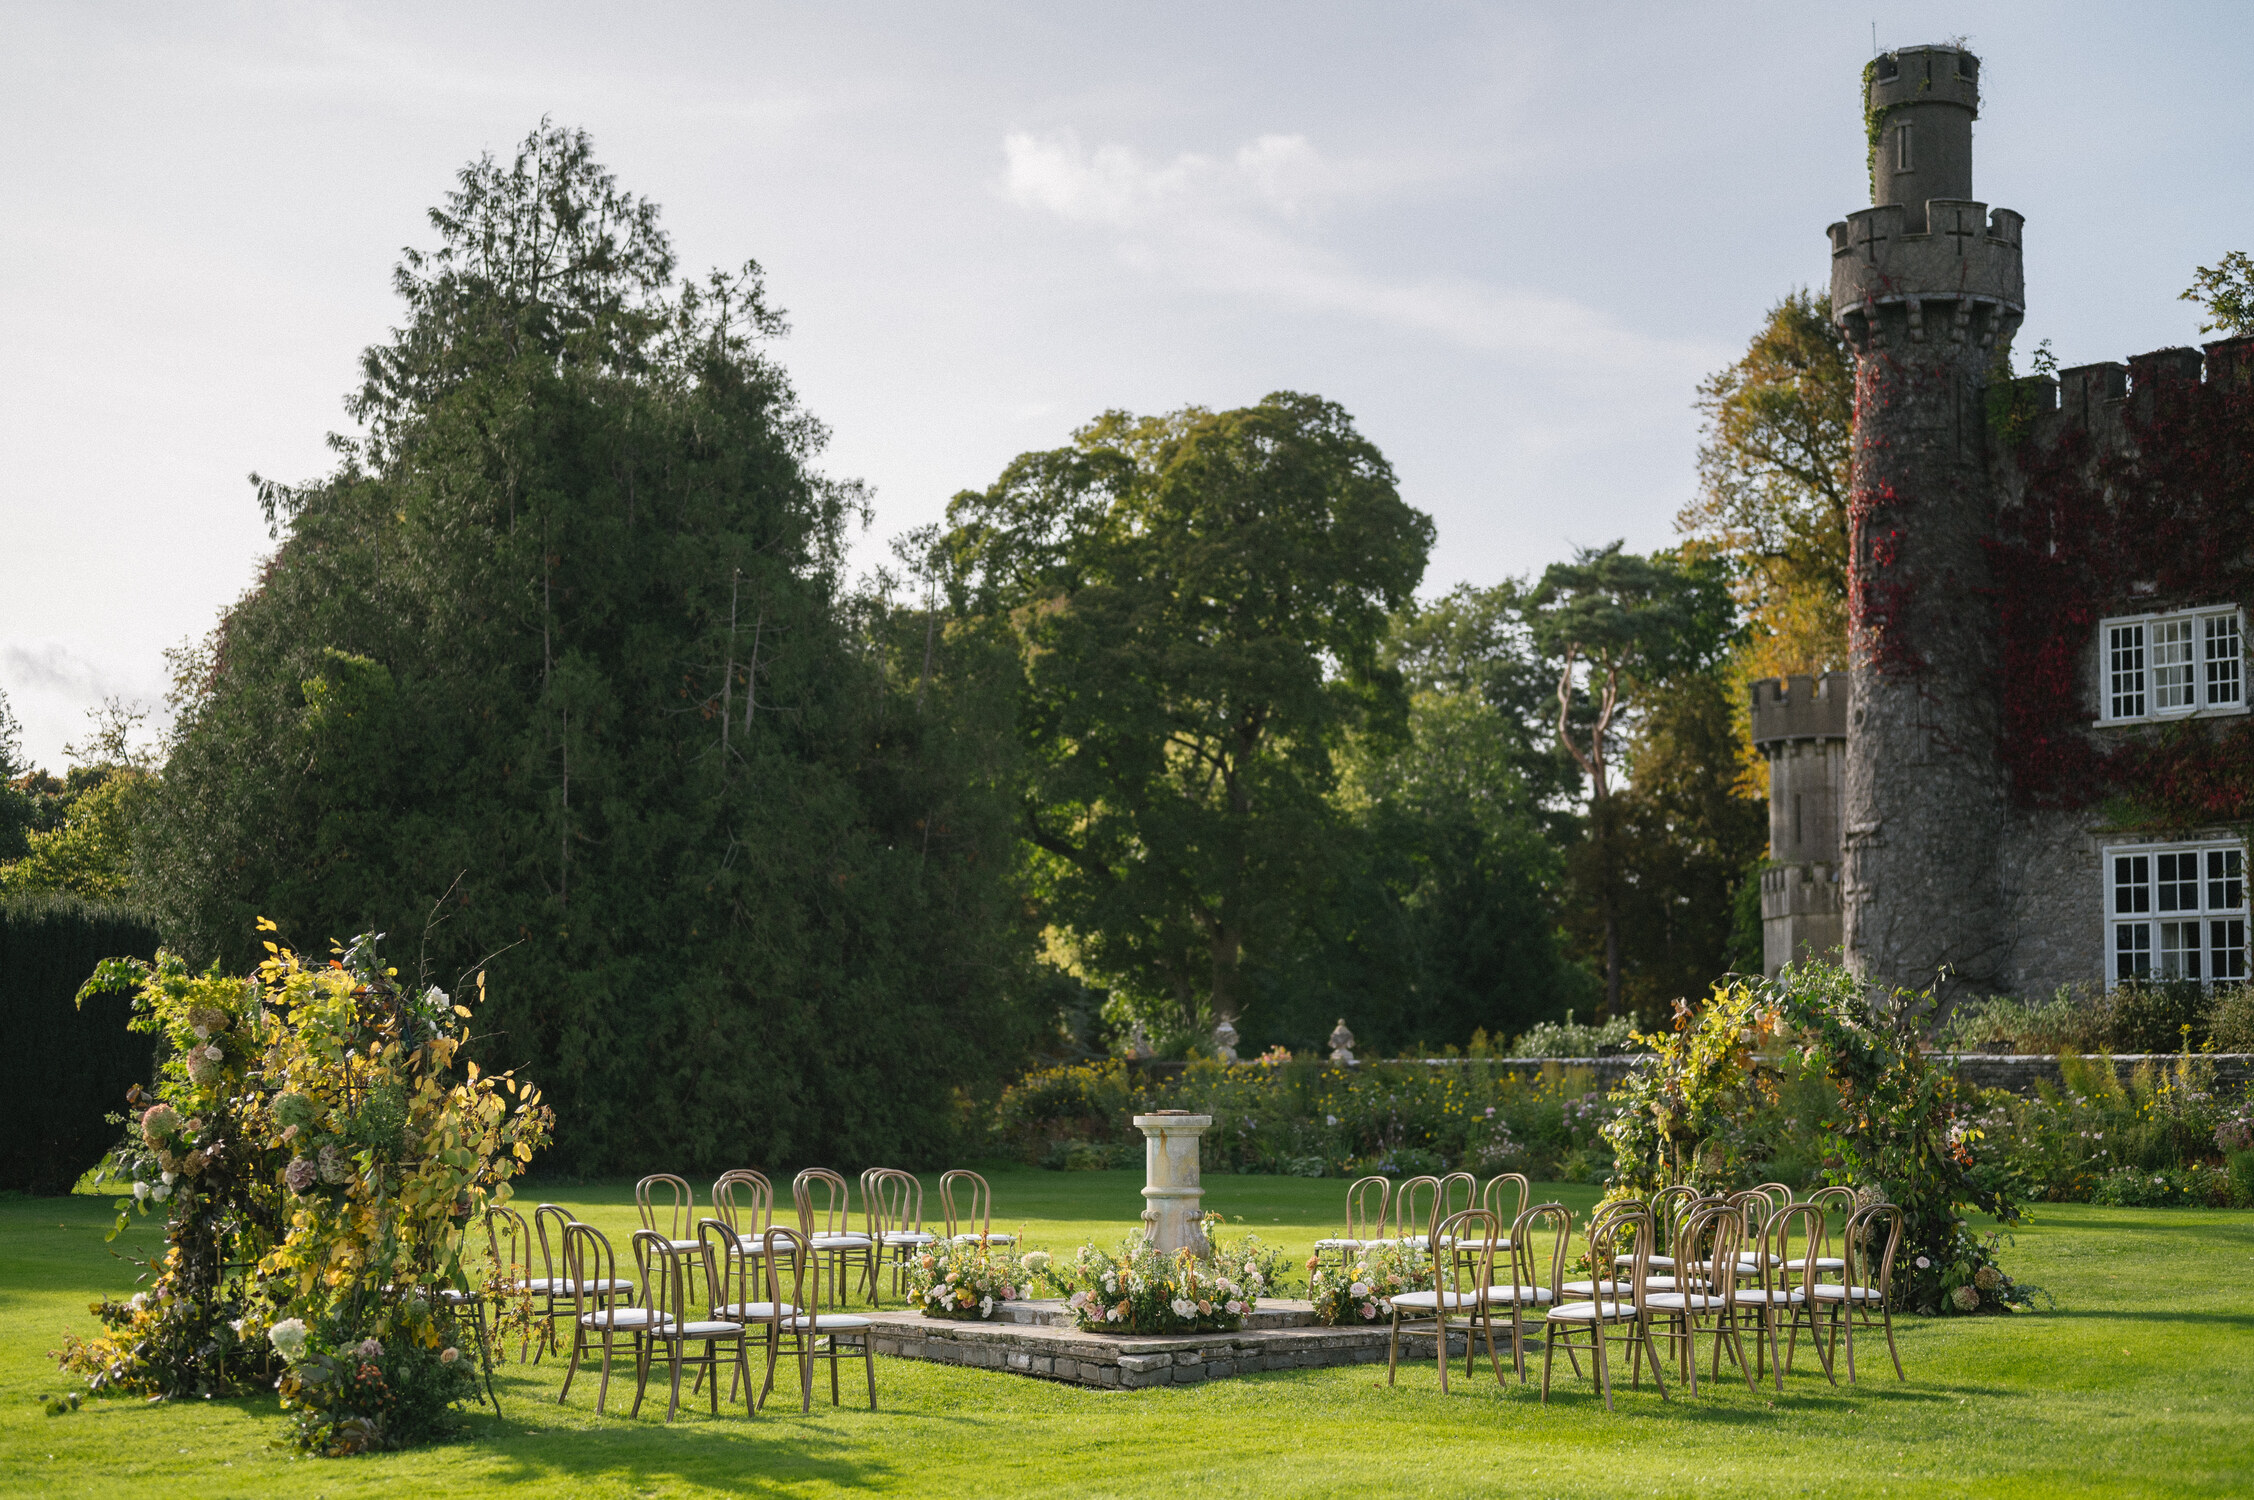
[945,395,1433,1046]
[139,124,1037,1172]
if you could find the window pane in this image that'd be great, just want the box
[2115,854,2150,914]
[2152,618,2195,710]
[2116,922,2151,980]
[2214,919,2248,982]
[2109,624,2146,718]
[2208,614,2244,707]
[2156,852,2200,912]
[2210,848,2245,913]
[2159,921,2202,980]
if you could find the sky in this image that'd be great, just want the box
[3,2,2249,771]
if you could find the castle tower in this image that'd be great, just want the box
[1751,673,1847,974]
[1827,45,2024,993]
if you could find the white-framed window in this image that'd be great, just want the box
[2098,606,2245,724]
[2105,839,2247,988]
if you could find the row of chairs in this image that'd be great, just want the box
[632,1168,1012,1309]
[1344,1178,1904,1408]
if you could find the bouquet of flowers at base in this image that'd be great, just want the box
[267,1306,479,1456]
[1049,1229,1260,1335]
[904,1239,1024,1320]
[1307,1241,1432,1327]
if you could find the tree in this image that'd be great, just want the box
[2182,250,2254,336]
[138,123,1038,1172]
[1529,542,1735,1014]
[945,394,1433,1046]
[1676,290,1854,679]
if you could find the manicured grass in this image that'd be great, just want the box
[3,1167,2250,1497]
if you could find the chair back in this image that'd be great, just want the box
[562,1220,625,1327]
[1510,1202,1574,1304]
[634,1226,705,1335]
[1678,1200,1744,1299]
[702,1215,755,1312]
[483,1202,532,1291]
[1807,1184,1856,1217]
[795,1168,854,1237]
[637,1173,697,1242]
[762,1224,821,1329]
[1436,1171,1477,1225]
[713,1169,775,1241]
[1479,1173,1531,1234]
[1588,1203,1654,1302]
[1393,1174,1443,1249]
[867,1168,924,1240]
[1844,1202,1903,1303]
[1754,1181,1797,1205]
[939,1169,998,1241]
[1724,1188,1771,1244]
[1435,1208,1499,1303]
[1759,1202,1828,1301]
[1342,1175,1390,1243]
[534,1202,575,1286]
[1652,1183,1701,1256]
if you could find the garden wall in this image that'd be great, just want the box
[0,897,159,1193]
[1128,1054,2254,1095]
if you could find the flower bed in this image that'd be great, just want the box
[1043,1216,1288,1335]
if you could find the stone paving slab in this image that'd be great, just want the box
[841,1303,1533,1389]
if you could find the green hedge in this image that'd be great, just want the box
[0,897,159,1193]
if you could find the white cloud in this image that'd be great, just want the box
[999,129,1712,374]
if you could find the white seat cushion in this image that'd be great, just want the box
[1809,1284,1883,1301]
[1784,1257,1846,1272]
[1390,1289,1481,1310]
[438,1288,478,1305]
[811,1234,873,1249]
[540,1277,634,1295]
[1547,1300,1633,1320]
[581,1308,673,1329]
[1616,1254,1677,1270]
[1453,1238,1513,1253]
[884,1231,937,1246]
[1729,1288,1808,1305]
[1643,1292,1727,1311]
[1562,1279,1630,1297]
[782,1314,872,1331]
[675,1320,744,1337]
[1313,1238,1387,1251]
[1479,1285,1557,1306]
[717,1302,799,1319]
[662,1237,701,1253]
[952,1233,1016,1245]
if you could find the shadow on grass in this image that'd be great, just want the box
[2041,1308,2254,1328]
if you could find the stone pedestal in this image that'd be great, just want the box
[1132,1112,1210,1255]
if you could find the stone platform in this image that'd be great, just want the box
[839,1299,1518,1390]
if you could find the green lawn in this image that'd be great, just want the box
[3,1168,2249,1497]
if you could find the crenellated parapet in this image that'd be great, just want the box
[2000,337,2254,455]
[1828,199,2024,351]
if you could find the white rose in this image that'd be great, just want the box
[133,1181,150,1201]
[1350,1282,1370,1298]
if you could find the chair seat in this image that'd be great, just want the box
[1643,1292,1728,1311]
[1547,1300,1634,1321]
[438,1288,479,1306]
[952,1233,1016,1245]
[1478,1285,1557,1306]
[1313,1238,1388,1251]
[782,1314,873,1331]
[671,1319,745,1338]
[1616,1253,1677,1271]
[1729,1288,1809,1306]
[811,1233,874,1249]
[724,1244,770,1259]
[534,1277,634,1295]
[884,1231,937,1247]
[716,1301,800,1319]
[1809,1284,1883,1302]
[1784,1257,1847,1272]
[659,1237,702,1254]
[1561,1278,1630,1297]
[1453,1238,1513,1253]
[581,1308,673,1329]
[1391,1289,1481,1310]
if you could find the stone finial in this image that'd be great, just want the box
[1328,1019,1356,1064]
[1212,1017,1240,1063]
[1126,1020,1154,1060]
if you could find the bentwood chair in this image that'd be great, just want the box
[795,1169,879,1305]
[532,1202,632,1363]
[1456,1173,1528,1287]
[618,1225,745,1421]
[1480,1202,1567,1384]
[1391,1175,1444,1249]
[1313,1176,1392,1270]
[1388,1208,1505,1393]
[712,1170,776,1284]
[637,1173,703,1255]
[1543,1204,1668,1410]
[1813,1202,1906,1382]
[1563,1198,1645,1300]
[1728,1202,1836,1393]
[939,1169,1016,1247]
[1791,1187,1856,1283]
[1643,1199,1755,1396]
[704,1216,798,1403]
[558,1221,664,1415]
[865,1169,936,1303]
[764,1224,877,1413]
[480,1204,534,1363]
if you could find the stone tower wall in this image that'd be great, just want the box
[1751,674,1847,973]
[1829,44,2024,997]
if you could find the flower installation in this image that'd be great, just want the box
[905,1240,1031,1320]
[54,924,553,1454]
[1043,1214,1289,1335]
[1307,1242,1434,1327]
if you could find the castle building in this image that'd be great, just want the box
[1756,44,2252,997]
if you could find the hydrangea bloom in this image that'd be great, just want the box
[269,1318,309,1360]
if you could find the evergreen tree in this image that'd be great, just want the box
[139,125,1037,1171]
